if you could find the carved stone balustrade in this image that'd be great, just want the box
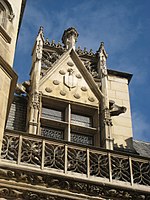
[0,130,150,199]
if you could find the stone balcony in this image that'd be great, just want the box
[0,129,150,199]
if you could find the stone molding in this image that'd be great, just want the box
[0,166,150,200]
[0,25,11,43]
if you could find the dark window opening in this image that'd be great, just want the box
[42,107,63,121]
[71,113,92,127]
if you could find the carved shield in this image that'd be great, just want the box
[64,70,77,89]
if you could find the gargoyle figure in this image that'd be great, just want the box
[109,100,127,116]
[15,81,30,95]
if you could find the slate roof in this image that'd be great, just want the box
[133,140,150,158]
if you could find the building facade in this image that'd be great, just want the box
[0,2,150,199]
[0,0,26,152]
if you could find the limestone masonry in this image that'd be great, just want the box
[0,1,150,199]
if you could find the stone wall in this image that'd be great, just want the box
[108,74,133,149]
[0,0,24,66]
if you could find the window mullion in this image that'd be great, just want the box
[68,103,71,141]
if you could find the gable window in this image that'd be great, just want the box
[40,98,99,146]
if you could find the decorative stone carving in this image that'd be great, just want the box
[64,69,77,90]
[103,108,113,126]
[0,167,149,199]
[67,148,87,174]
[90,153,109,178]
[1,131,150,194]
[88,97,95,102]
[53,80,60,85]
[8,13,15,22]
[76,46,95,57]
[15,83,26,94]
[15,81,30,95]
[81,86,87,92]
[97,42,108,78]
[59,70,66,75]
[42,50,60,69]
[67,61,74,67]
[62,27,79,49]
[30,92,40,110]
[111,156,130,182]
[36,27,43,60]
[44,39,65,51]
[76,74,82,79]
[109,100,127,116]
[60,90,66,96]
[73,93,80,99]
[0,187,22,199]
[45,87,52,93]
[84,60,99,78]
[0,186,71,200]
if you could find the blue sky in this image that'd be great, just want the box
[14,0,150,142]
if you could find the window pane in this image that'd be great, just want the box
[42,107,63,121]
[41,126,64,140]
[71,133,93,145]
[71,113,92,127]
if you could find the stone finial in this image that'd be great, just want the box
[97,42,108,58]
[62,27,79,50]
[38,26,44,37]
[35,26,44,60]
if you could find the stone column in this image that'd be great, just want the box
[97,42,113,150]
[28,27,44,134]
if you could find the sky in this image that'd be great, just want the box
[14,0,150,142]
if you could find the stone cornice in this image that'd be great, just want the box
[108,69,133,84]
[0,25,11,43]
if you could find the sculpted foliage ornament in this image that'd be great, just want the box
[1,131,150,199]
[67,148,87,174]
[0,171,149,199]
[1,134,19,161]
[21,139,42,166]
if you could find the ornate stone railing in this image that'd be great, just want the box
[1,130,150,189]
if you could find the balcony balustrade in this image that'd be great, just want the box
[1,130,150,190]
